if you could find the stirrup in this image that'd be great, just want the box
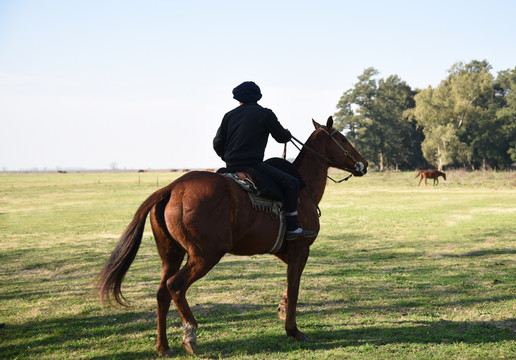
[286,228,318,241]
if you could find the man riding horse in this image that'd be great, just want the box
[213,81,317,240]
[98,97,368,356]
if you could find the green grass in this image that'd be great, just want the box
[1,170,515,359]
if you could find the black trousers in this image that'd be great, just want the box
[253,162,299,213]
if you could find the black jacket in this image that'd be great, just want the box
[213,103,292,168]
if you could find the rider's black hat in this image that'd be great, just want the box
[232,81,262,103]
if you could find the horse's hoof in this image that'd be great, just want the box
[294,332,309,342]
[183,340,196,355]
[277,304,287,321]
[157,347,174,357]
[288,330,309,342]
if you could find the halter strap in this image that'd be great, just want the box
[289,128,364,181]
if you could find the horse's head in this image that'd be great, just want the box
[310,116,368,176]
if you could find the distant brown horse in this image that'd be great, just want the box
[97,117,368,357]
[415,169,446,186]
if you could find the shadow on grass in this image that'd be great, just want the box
[2,230,514,358]
[201,317,516,358]
[1,300,514,359]
[0,311,157,359]
[448,248,516,257]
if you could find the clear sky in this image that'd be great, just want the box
[1,0,515,171]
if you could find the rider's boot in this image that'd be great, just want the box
[285,211,318,240]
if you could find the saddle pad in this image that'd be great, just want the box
[247,193,286,254]
[223,173,286,253]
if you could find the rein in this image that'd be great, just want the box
[289,128,363,183]
[281,128,365,218]
[289,138,352,183]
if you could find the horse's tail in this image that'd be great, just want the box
[96,185,172,306]
[415,171,422,178]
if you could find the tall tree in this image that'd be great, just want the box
[334,68,420,170]
[375,75,419,170]
[413,60,498,169]
[494,67,516,165]
[451,60,496,168]
[413,83,462,170]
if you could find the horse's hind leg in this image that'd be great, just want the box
[167,251,224,355]
[151,206,186,357]
[156,252,185,356]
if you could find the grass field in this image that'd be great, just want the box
[1,170,515,359]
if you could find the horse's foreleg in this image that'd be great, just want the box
[284,243,310,342]
[274,253,288,321]
[277,288,288,321]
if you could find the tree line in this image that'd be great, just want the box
[333,60,516,171]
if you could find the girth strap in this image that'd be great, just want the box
[246,193,286,254]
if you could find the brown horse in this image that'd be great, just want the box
[415,169,446,186]
[97,116,368,357]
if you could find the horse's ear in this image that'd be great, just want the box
[326,116,334,130]
[312,119,322,129]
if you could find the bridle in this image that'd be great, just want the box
[288,127,366,183]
